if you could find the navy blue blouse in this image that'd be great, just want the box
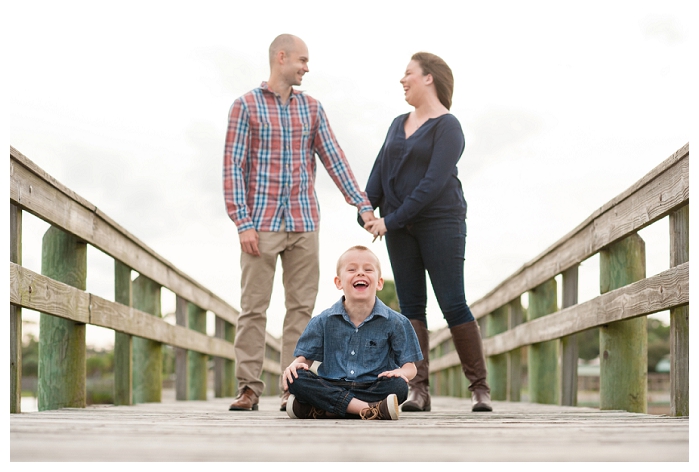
[364,113,467,231]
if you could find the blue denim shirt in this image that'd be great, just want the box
[294,296,423,382]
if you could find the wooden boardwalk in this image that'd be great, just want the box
[11,392,688,462]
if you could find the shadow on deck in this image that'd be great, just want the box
[11,392,688,462]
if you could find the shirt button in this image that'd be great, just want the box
[351,351,355,355]
[355,329,358,333]
[350,370,354,375]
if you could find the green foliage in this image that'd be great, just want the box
[377,279,400,312]
[22,334,39,377]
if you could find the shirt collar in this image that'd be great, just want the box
[260,81,304,100]
[330,296,392,325]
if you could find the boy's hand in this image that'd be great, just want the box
[378,369,410,384]
[282,361,310,391]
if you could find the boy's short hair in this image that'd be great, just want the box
[336,245,382,277]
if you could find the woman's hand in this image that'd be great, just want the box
[364,218,387,242]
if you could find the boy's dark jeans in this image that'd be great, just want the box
[287,369,409,417]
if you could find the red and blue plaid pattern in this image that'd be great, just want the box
[224,82,372,233]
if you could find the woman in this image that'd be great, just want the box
[363,52,492,412]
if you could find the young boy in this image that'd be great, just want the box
[282,245,422,420]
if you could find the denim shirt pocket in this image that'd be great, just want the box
[362,338,388,368]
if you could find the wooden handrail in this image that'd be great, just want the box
[428,142,689,416]
[9,147,282,412]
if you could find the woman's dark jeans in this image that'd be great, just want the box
[287,369,409,417]
[385,217,475,328]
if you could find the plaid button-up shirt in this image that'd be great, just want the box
[223,82,372,233]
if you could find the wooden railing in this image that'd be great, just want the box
[9,147,282,412]
[429,143,689,416]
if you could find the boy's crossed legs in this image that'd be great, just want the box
[287,369,408,420]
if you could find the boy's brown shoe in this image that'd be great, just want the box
[286,394,336,419]
[360,394,399,420]
[228,386,259,411]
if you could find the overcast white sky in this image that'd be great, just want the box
[9,1,692,347]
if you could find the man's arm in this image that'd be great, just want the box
[223,99,260,255]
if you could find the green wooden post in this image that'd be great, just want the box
[175,296,188,401]
[188,304,208,400]
[10,204,22,413]
[132,275,162,403]
[214,317,236,397]
[114,261,133,406]
[38,226,87,411]
[599,233,647,413]
[528,278,559,404]
[486,306,509,401]
[669,204,689,416]
[560,265,579,406]
[508,298,523,402]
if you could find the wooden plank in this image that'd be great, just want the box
[9,396,689,462]
[528,279,559,404]
[188,303,208,400]
[10,149,239,327]
[470,145,688,318]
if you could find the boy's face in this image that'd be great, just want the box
[334,249,384,302]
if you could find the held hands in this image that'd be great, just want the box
[363,217,387,242]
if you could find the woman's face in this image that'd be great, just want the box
[400,60,429,107]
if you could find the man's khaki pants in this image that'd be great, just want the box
[234,228,319,397]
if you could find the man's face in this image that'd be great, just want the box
[334,250,384,302]
[281,39,309,86]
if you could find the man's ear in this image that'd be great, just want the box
[334,276,343,290]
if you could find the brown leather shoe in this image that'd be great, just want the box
[228,386,259,411]
[280,391,290,411]
[360,394,399,420]
[286,394,337,419]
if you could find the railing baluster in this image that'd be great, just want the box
[486,306,509,400]
[10,204,22,413]
[507,298,523,402]
[560,265,579,406]
[114,261,133,405]
[132,275,162,403]
[528,279,559,404]
[599,233,647,413]
[669,204,689,416]
[38,226,87,411]
[175,296,188,401]
[214,317,237,397]
[188,304,208,400]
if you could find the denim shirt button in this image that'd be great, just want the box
[350,370,354,375]
[351,350,355,355]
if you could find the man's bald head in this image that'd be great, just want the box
[269,34,305,67]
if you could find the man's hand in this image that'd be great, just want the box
[364,218,387,242]
[239,228,260,256]
[360,210,376,225]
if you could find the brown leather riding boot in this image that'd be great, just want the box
[450,320,493,412]
[402,319,431,412]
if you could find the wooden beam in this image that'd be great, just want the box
[669,204,689,416]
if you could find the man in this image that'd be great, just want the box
[223,34,375,411]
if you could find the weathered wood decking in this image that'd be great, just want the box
[11,393,688,462]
